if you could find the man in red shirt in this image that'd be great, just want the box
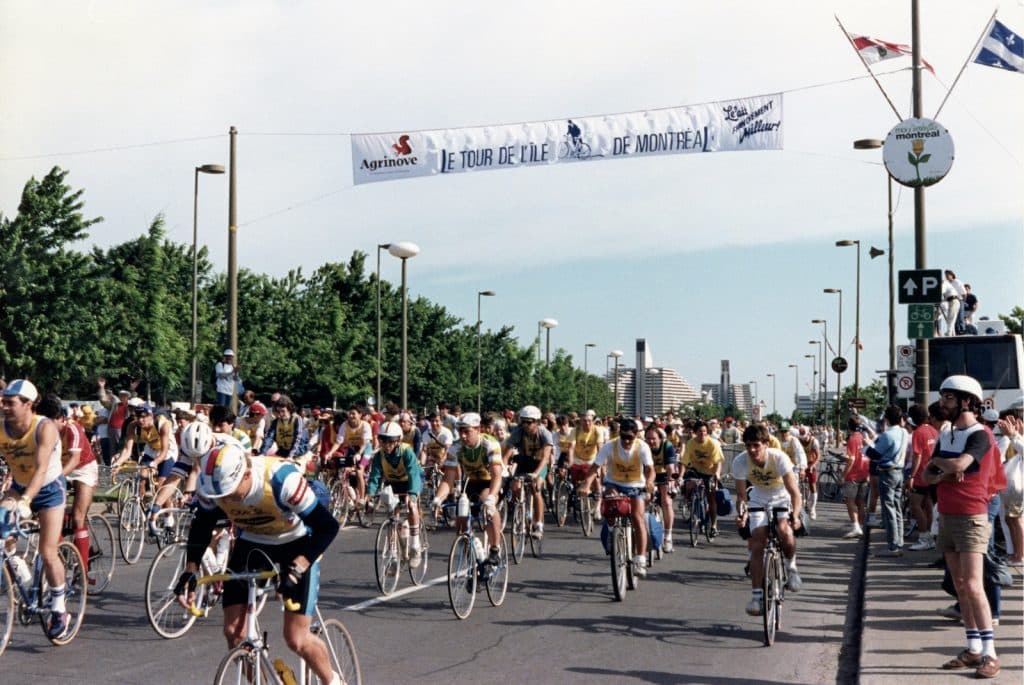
[906,403,940,551]
[924,375,1001,679]
[841,418,870,538]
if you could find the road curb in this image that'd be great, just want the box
[837,523,870,684]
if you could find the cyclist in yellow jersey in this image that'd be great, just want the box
[421,413,454,469]
[366,421,424,567]
[567,410,605,520]
[112,404,179,533]
[261,396,310,460]
[732,423,803,615]
[324,406,371,503]
[0,380,71,639]
[681,420,725,537]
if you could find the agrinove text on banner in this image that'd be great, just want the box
[351,93,783,185]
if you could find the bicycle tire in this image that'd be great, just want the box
[0,563,14,657]
[41,542,87,646]
[408,523,429,586]
[330,480,350,528]
[688,494,700,548]
[305,617,363,685]
[626,525,638,591]
[580,495,594,537]
[485,533,509,607]
[145,541,198,639]
[554,482,569,527]
[496,498,508,533]
[447,535,476,620]
[114,480,131,520]
[763,548,779,646]
[374,521,400,596]
[511,502,526,563]
[213,644,274,685]
[611,524,628,601]
[87,513,116,595]
[577,142,592,160]
[118,497,146,564]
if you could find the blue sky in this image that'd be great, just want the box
[2,1,1022,415]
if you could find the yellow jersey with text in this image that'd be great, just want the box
[0,415,62,487]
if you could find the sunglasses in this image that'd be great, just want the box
[520,419,536,425]
[620,432,637,440]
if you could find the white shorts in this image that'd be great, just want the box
[68,460,99,488]
[748,493,791,530]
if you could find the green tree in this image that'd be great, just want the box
[836,379,888,429]
[998,306,1024,335]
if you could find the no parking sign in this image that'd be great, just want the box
[896,372,915,399]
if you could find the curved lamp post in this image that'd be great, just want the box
[191,163,225,405]
[388,241,420,410]
[477,290,496,412]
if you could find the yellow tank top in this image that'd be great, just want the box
[401,428,417,452]
[651,442,669,474]
[574,426,600,462]
[274,418,296,451]
[217,458,295,536]
[0,415,57,486]
[425,433,447,462]
[138,416,171,452]
[381,450,409,482]
[457,437,499,481]
[609,440,642,483]
[746,455,785,489]
[343,422,365,448]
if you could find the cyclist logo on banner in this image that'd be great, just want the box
[559,120,595,161]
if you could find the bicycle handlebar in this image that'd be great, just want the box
[188,569,300,615]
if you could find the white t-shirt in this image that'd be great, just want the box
[94,405,109,440]
[732,448,794,503]
[215,361,236,395]
[594,438,653,488]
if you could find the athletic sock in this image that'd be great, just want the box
[51,585,67,613]
[979,628,996,657]
[966,628,982,654]
[74,527,91,572]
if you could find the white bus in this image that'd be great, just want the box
[928,333,1024,411]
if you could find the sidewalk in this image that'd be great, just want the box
[860,524,1023,683]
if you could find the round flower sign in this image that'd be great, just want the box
[883,118,954,188]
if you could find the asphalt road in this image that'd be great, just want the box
[2,498,859,684]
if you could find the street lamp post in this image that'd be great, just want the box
[811,319,830,426]
[787,364,799,416]
[854,138,896,403]
[376,243,391,409]
[539,318,558,366]
[808,342,822,418]
[823,288,843,432]
[388,242,420,410]
[610,350,623,414]
[190,163,225,405]
[766,373,776,415]
[584,342,596,410]
[749,380,758,415]
[227,126,239,413]
[836,239,862,396]
[804,354,817,418]
[476,290,496,412]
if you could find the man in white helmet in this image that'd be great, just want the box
[177,444,343,685]
[923,375,1002,679]
[502,405,554,539]
[366,421,425,568]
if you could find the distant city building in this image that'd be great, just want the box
[701,382,754,415]
[796,391,838,420]
[606,338,699,417]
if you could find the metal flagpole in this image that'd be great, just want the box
[933,9,998,119]
[834,15,904,120]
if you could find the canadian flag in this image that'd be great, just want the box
[848,33,935,74]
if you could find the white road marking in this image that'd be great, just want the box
[343,574,449,611]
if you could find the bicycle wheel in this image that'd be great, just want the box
[330,481,350,528]
[114,480,131,520]
[529,508,543,559]
[763,548,779,646]
[214,644,274,685]
[87,513,116,595]
[145,541,199,639]
[447,535,476,620]
[374,521,401,596]
[510,501,526,563]
[580,494,594,537]
[496,497,508,533]
[305,617,362,685]
[626,526,638,591]
[0,563,14,657]
[610,524,628,601]
[119,497,146,564]
[577,142,592,160]
[688,495,700,548]
[554,482,569,527]
[703,495,714,544]
[408,524,429,586]
[41,542,87,645]
[678,493,692,523]
[485,534,509,607]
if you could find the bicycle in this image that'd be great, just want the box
[115,463,185,563]
[446,496,509,620]
[61,503,116,595]
[749,503,790,646]
[373,491,429,596]
[324,465,368,529]
[0,513,88,655]
[683,476,715,547]
[603,494,641,601]
[816,458,845,501]
[509,475,542,562]
[557,135,592,161]
[191,567,361,684]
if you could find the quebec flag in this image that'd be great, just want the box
[973,18,1023,74]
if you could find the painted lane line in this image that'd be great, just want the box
[343,574,449,611]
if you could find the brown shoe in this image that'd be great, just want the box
[942,649,983,670]
[975,655,1000,679]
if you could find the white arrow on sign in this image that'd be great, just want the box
[903,279,918,296]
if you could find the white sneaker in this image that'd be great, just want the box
[843,526,863,539]
[786,568,802,592]
[408,547,422,568]
[663,538,674,553]
[633,554,647,577]
[746,595,763,616]
[810,507,817,520]
[531,524,544,539]
[593,506,602,522]
[907,533,935,551]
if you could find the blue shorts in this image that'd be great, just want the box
[141,456,175,479]
[170,459,193,480]
[604,482,646,499]
[11,478,67,512]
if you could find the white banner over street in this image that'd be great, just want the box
[351,93,783,185]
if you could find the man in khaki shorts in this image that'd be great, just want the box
[923,375,1002,679]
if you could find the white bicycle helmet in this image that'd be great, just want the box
[457,412,481,428]
[939,375,983,403]
[519,405,542,421]
[377,421,402,440]
[180,421,215,460]
[197,443,248,499]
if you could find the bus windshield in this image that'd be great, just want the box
[928,335,1021,391]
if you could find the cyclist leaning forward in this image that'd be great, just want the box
[567,409,606,521]
[645,423,679,552]
[502,405,553,539]
[178,442,342,685]
[431,412,504,577]
[0,380,71,639]
[581,418,655,576]
[366,421,425,568]
[732,422,804,616]
[681,420,725,537]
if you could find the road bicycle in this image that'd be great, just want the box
[509,475,542,562]
[683,476,715,547]
[115,463,185,563]
[191,567,361,684]
[750,503,790,646]
[0,513,87,655]
[61,502,116,595]
[603,494,641,601]
[373,491,429,596]
[446,496,509,620]
[322,466,369,529]
[816,458,845,501]
[555,464,598,537]
[557,135,592,160]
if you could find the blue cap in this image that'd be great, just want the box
[2,379,39,402]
